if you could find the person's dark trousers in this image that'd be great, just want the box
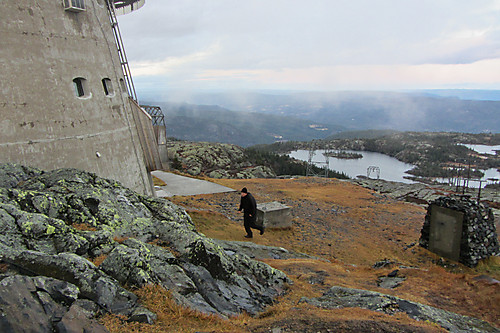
[244,214,263,237]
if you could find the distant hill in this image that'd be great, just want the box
[176,91,500,133]
[326,129,400,140]
[415,89,500,101]
[152,102,344,147]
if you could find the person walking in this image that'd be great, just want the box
[238,187,264,238]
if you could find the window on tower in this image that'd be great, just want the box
[102,78,114,97]
[73,77,90,98]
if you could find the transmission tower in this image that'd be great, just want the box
[367,166,380,179]
[306,144,330,178]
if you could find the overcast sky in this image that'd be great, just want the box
[117,0,500,96]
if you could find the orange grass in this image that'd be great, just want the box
[101,284,246,333]
[102,176,499,331]
[113,236,129,244]
[91,254,108,267]
[152,175,167,187]
[185,177,500,325]
[71,223,97,231]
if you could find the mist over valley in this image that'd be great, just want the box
[147,90,500,146]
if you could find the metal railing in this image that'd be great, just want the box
[106,0,138,102]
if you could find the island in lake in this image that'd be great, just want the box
[324,150,363,159]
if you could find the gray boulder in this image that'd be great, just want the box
[0,275,108,333]
[0,163,290,324]
[215,239,316,260]
[0,275,55,333]
[1,248,138,316]
[302,286,500,333]
[56,303,109,333]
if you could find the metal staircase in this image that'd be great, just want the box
[106,0,138,102]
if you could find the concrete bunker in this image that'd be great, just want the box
[419,195,499,267]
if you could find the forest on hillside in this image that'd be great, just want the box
[251,132,500,179]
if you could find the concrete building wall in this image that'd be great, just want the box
[129,98,163,171]
[0,0,154,195]
[155,125,169,167]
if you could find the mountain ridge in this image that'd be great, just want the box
[153,101,343,146]
[155,90,500,134]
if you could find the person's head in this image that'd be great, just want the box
[240,187,248,197]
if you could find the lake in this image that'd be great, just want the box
[289,150,416,183]
[289,149,500,187]
[461,144,500,155]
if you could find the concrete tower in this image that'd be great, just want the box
[0,0,159,195]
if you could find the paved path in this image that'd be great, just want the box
[152,171,236,197]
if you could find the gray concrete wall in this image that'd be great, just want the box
[0,0,154,195]
[129,98,163,171]
[155,125,169,167]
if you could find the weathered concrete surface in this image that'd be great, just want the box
[0,0,154,195]
[152,171,236,197]
[256,201,292,228]
[302,286,500,333]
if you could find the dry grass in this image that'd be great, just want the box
[0,263,9,273]
[101,280,445,333]
[101,176,499,331]
[91,254,108,267]
[476,256,500,276]
[188,210,245,240]
[71,223,97,231]
[152,175,167,187]
[113,236,129,244]
[102,284,246,333]
[178,177,426,266]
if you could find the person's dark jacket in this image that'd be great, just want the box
[239,192,256,217]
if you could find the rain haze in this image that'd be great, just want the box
[118,0,500,98]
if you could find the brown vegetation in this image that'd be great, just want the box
[0,263,8,273]
[91,254,108,267]
[113,236,129,244]
[71,223,97,231]
[103,177,499,332]
[152,175,167,187]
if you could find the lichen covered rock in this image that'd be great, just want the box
[0,163,290,331]
[302,286,500,333]
[168,141,276,179]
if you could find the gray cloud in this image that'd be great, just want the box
[117,0,500,91]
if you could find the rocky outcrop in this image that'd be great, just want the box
[352,178,447,204]
[301,286,500,333]
[216,240,317,260]
[0,163,290,331]
[0,275,108,333]
[352,178,500,215]
[168,141,276,179]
